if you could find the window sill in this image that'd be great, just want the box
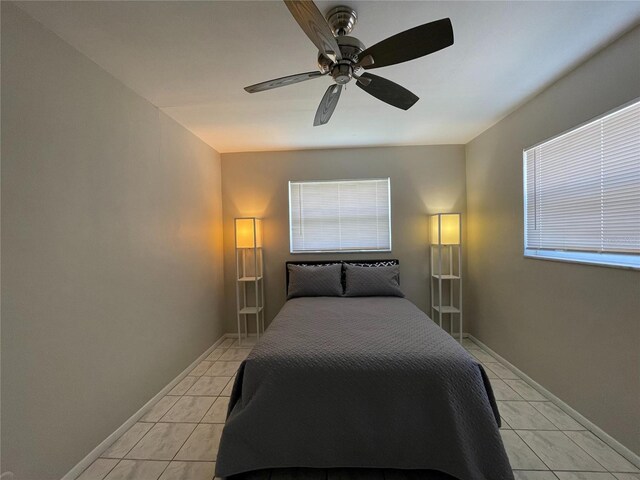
[524,250,639,271]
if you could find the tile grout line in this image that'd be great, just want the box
[169,423,200,468]
[470,340,555,474]
[528,402,588,432]
[65,334,235,480]
[161,340,235,470]
[104,421,158,463]
[114,359,228,477]
[82,336,634,479]
[504,427,553,472]
[164,339,238,476]
[512,429,596,474]
[154,459,171,480]
[472,340,609,477]
[468,334,640,470]
[487,335,640,476]
[470,340,619,475]
[93,459,120,480]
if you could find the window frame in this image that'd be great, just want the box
[522,98,640,271]
[288,177,392,254]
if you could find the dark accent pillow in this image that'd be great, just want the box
[287,263,344,299]
[345,260,399,268]
[344,264,404,297]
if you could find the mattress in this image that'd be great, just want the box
[216,296,513,480]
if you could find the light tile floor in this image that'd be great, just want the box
[76,337,639,480]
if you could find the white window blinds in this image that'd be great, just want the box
[524,99,640,269]
[289,178,391,253]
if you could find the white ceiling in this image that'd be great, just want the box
[16,1,640,153]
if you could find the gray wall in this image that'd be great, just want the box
[465,25,640,454]
[221,145,467,333]
[1,4,225,478]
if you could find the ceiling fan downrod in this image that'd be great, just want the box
[318,6,364,86]
[327,6,357,36]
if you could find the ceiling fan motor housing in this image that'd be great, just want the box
[317,35,365,84]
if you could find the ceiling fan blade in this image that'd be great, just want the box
[284,0,342,62]
[356,73,418,110]
[314,84,342,126]
[245,71,324,93]
[357,18,453,70]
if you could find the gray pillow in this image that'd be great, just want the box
[287,264,343,299]
[344,264,404,297]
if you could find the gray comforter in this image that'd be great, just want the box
[216,297,513,480]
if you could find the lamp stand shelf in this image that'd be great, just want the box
[235,218,265,347]
[430,213,462,343]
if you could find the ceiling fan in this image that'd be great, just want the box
[244,1,454,126]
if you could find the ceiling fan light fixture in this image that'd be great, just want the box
[331,63,352,85]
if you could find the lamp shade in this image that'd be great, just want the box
[235,217,263,248]
[430,213,461,245]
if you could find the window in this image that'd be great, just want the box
[289,178,391,253]
[523,99,640,269]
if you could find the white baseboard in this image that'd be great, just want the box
[468,334,640,469]
[61,334,233,480]
[225,332,258,339]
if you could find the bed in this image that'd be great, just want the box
[216,261,513,480]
